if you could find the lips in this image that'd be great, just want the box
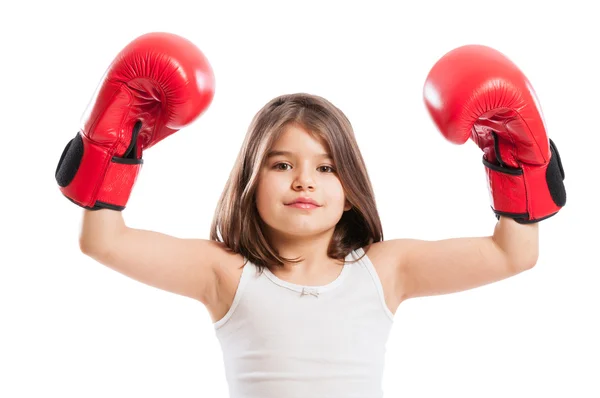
[286,197,320,206]
[286,202,319,209]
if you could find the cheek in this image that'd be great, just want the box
[255,176,282,212]
[254,186,270,222]
[257,175,281,199]
[326,179,346,201]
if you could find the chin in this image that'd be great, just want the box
[266,221,333,238]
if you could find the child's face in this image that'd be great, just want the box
[255,124,351,240]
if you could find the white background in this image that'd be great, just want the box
[1,1,597,397]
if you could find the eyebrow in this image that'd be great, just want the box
[266,150,332,159]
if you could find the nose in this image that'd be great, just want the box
[293,165,315,191]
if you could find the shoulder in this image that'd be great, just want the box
[363,240,411,309]
[211,242,246,282]
[202,242,246,322]
[363,239,410,267]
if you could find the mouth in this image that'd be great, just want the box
[285,197,321,207]
[286,202,320,209]
[284,198,322,209]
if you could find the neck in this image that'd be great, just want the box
[267,228,343,274]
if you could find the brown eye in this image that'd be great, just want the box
[273,162,291,170]
[319,165,336,173]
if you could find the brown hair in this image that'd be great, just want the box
[209,93,383,273]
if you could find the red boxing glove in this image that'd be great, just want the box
[423,45,566,223]
[55,32,215,210]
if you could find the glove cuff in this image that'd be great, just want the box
[483,139,566,224]
[55,131,142,211]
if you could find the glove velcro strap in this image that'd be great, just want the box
[56,132,142,211]
[483,139,566,224]
[483,159,529,221]
[95,155,142,210]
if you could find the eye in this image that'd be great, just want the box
[273,162,291,171]
[272,163,336,173]
[319,165,336,173]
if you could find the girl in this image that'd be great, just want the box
[60,33,564,398]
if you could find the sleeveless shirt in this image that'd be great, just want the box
[213,247,395,398]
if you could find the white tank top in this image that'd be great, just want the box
[213,247,395,398]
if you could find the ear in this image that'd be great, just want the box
[344,199,352,211]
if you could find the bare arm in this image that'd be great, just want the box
[390,217,539,302]
[79,209,227,305]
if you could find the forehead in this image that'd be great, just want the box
[269,124,330,153]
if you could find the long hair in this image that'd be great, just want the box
[209,93,383,273]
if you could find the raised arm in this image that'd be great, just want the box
[389,217,538,301]
[387,45,566,303]
[55,33,221,304]
[79,209,228,304]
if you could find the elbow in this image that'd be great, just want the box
[79,238,94,256]
[78,208,125,258]
[78,232,97,255]
[514,249,539,273]
[79,239,96,258]
[525,244,540,270]
[519,258,538,272]
[79,237,110,260]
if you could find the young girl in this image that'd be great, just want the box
[56,33,565,397]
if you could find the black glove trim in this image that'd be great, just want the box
[547,139,566,207]
[482,156,523,175]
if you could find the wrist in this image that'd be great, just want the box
[483,139,565,223]
[56,131,142,210]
